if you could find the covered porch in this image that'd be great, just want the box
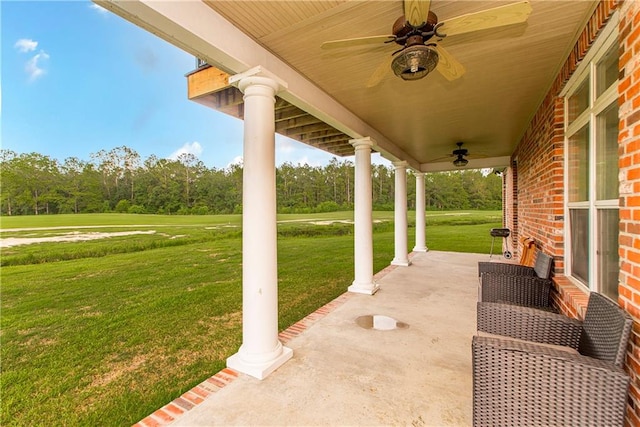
[95,0,640,424]
[135,250,485,426]
[94,0,597,383]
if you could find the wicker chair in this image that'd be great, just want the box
[478,249,552,279]
[473,292,633,426]
[478,252,554,310]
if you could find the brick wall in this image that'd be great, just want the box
[619,0,640,424]
[504,160,519,257]
[509,0,617,268]
[505,1,640,425]
[510,95,565,266]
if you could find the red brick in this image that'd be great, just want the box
[191,386,210,399]
[152,409,174,423]
[139,417,161,427]
[164,404,185,416]
[181,391,204,406]
[206,376,226,388]
[222,368,239,377]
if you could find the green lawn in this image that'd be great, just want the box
[1,211,501,425]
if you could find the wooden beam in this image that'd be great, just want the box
[190,86,244,119]
[218,103,244,119]
[275,105,308,122]
[313,139,351,148]
[278,122,335,138]
[187,66,230,99]
[303,135,351,145]
[303,130,348,141]
[276,115,324,131]
[274,97,289,109]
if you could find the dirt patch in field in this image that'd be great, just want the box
[89,354,147,388]
[308,219,385,225]
[0,230,157,248]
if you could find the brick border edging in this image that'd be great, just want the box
[133,253,417,426]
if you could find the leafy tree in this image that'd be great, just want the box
[0,146,503,216]
[0,150,18,215]
[115,199,131,213]
[10,153,60,215]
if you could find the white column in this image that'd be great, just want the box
[226,67,292,380]
[391,161,411,266]
[413,172,428,252]
[348,137,379,295]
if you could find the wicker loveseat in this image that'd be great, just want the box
[473,292,632,426]
[477,252,554,310]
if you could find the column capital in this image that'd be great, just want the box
[349,136,376,150]
[392,160,408,169]
[414,171,425,177]
[229,66,288,94]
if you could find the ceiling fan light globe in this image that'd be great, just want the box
[453,157,468,167]
[391,46,439,81]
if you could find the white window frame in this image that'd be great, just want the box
[561,13,619,293]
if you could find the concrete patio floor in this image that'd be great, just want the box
[139,250,489,426]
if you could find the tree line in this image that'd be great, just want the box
[0,147,503,216]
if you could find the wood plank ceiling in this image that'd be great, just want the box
[189,0,596,169]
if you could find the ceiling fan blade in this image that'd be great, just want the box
[428,156,453,162]
[439,1,532,38]
[434,45,465,81]
[366,54,394,88]
[321,35,395,50]
[404,0,431,27]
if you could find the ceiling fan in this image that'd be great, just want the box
[321,0,532,86]
[430,142,483,167]
[451,142,470,167]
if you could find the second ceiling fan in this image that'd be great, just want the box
[321,0,533,86]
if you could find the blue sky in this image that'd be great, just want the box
[2,1,389,169]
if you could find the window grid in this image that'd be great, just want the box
[564,23,619,298]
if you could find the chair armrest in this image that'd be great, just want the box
[477,302,582,348]
[473,335,630,427]
[480,273,553,308]
[477,262,535,277]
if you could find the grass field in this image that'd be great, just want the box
[1,211,501,425]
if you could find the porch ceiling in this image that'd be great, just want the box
[100,0,596,171]
[201,1,596,171]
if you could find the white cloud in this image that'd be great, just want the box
[89,3,109,15]
[226,156,243,168]
[25,51,50,82]
[14,38,38,53]
[169,141,203,160]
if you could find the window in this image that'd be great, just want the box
[564,18,619,299]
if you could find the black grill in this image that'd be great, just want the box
[490,228,510,238]
[489,228,511,259]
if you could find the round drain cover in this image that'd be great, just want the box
[356,315,409,330]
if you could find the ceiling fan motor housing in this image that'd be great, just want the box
[392,11,438,45]
[453,155,469,167]
[390,10,440,81]
[453,142,469,166]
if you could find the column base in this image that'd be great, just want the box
[391,258,411,267]
[348,281,380,295]
[412,246,428,252]
[226,346,293,380]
